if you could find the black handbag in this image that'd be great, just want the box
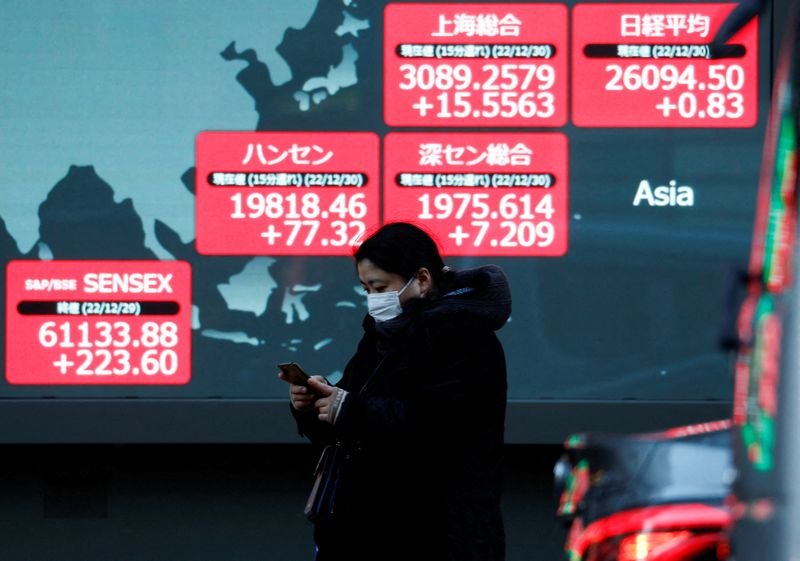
[304,441,345,522]
[303,353,391,522]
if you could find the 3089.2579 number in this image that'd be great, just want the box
[399,63,556,91]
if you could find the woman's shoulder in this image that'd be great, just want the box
[417,309,498,350]
[418,266,512,333]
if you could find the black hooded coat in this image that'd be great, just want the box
[292,265,511,561]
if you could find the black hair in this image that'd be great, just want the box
[354,222,453,293]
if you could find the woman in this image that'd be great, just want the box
[280,223,511,561]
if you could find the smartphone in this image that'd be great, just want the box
[278,362,311,386]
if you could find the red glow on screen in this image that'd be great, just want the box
[383,132,568,256]
[6,260,192,385]
[196,132,381,255]
[572,3,758,128]
[384,3,568,127]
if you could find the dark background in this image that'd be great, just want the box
[1,444,566,561]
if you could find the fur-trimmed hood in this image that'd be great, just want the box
[424,264,512,331]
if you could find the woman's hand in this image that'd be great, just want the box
[278,373,327,412]
[308,378,348,424]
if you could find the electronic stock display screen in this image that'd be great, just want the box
[0,1,772,441]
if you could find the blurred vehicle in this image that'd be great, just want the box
[554,421,733,561]
[727,1,800,559]
[553,3,800,561]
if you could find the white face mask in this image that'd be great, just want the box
[367,275,416,322]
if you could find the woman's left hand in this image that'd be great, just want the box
[308,378,348,424]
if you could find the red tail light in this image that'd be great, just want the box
[569,504,730,561]
[618,531,692,561]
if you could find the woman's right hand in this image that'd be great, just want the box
[279,373,328,412]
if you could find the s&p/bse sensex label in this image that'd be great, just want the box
[6,261,191,385]
[196,132,380,255]
[573,3,758,127]
[384,3,568,127]
[383,133,568,256]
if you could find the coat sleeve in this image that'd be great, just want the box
[291,403,334,444]
[289,329,381,445]
[332,319,507,445]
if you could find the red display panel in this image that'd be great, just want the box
[384,3,568,127]
[6,261,192,385]
[572,3,758,127]
[383,132,568,256]
[196,132,380,255]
